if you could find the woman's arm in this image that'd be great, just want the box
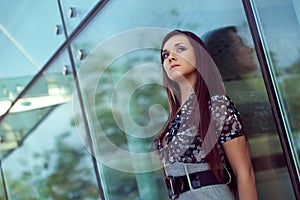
[222,136,258,200]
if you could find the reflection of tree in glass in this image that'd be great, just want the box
[283,51,300,152]
[285,50,300,74]
[93,49,169,199]
[42,132,99,199]
[95,49,168,151]
[5,132,99,199]
[267,49,300,143]
[0,178,5,200]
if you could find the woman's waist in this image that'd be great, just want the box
[164,161,211,177]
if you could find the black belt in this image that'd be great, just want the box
[165,169,229,199]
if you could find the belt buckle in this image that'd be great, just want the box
[165,176,179,199]
[189,173,202,189]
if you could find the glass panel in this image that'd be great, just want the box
[204,26,295,199]
[74,46,169,199]
[0,49,100,199]
[250,0,300,192]
[60,0,100,35]
[0,160,6,200]
[72,0,296,199]
[0,0,65,112]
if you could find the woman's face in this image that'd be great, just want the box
[162,34,197,84]
[230,31,256,74]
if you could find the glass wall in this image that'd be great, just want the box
[0,0,299,199]
[0,160,6,199]
[250,0,300,179]
[59,0,100,35]
[0,0,65,104]
[0,49,100,199]
[71,0,297,199]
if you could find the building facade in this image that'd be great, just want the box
[0,0,299,199]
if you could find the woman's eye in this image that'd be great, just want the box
[177,46,187,52]
[162,52,169,59]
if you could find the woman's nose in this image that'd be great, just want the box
[168,52,177,61]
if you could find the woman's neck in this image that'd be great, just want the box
[179,82,194,106]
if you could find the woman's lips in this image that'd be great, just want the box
[170,64,180,70]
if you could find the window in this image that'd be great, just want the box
[72,0,296,199]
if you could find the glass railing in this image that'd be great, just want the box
[1,0,299,199]
[71,0,297,199]
[0,48,100,199]
[249,0,300,195]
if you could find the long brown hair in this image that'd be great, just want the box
[155,30,226,178]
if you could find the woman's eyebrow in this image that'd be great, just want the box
[174,42,184,46]
[162,42,185,52]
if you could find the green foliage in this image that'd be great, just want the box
[90,48,168,199]
[5,132,99,200]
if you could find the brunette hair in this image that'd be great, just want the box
[155,30,226,178]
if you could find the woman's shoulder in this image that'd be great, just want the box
[209,94,233,106]
[209,95,245,142]
[208,94,240,114]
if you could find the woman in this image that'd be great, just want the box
[155,30,257,200]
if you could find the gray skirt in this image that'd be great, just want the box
[164,162,236,200]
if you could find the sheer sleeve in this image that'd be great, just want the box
[209,95,244,143]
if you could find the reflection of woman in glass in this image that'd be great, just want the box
[204,26,257,81]
[155,30,257,199]
[205,26,275,139]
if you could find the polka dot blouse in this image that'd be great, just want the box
[157,92,244,166]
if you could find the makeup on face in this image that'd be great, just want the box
[161,34,197,83]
